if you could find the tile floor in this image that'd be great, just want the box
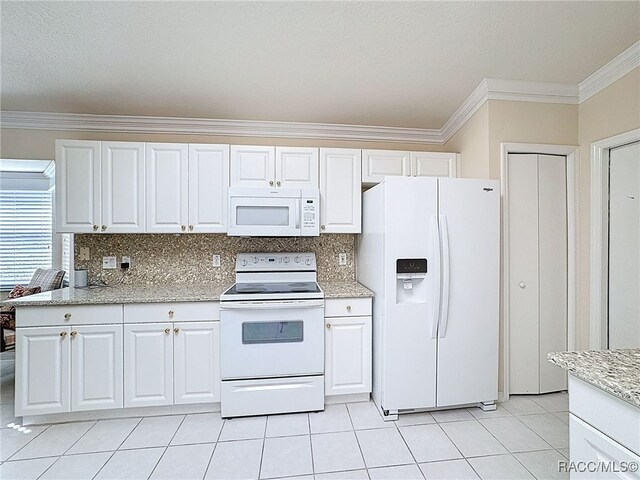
[0,350,569,480]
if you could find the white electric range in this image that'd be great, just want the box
[219,253,325,418]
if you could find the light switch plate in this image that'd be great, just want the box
[212,254,221,267]
[339,253,347,266]
[79,247,90,261]
[102,256,117,269]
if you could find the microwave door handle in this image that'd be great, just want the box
[295,202,300,229]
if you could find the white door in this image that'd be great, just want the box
[146,143,189,233]
[174,322,220,404]
[362,150,410,184]
[608,142,640,349]
[188,144,229,233]
[71,324,123,412]
[538,155,568,392]
[319,148,362,234]
[230,145,275,187]
[15,326,71,416]
[55,140,101,233]
[325,316,371,396]
[101,142,145,233]
[275,147,319,188]
[124,323,173,407]
[410,152,458,178]
[436,178,500,407]
[507,154,568,394]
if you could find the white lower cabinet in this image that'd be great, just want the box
[124,323,174,408]
[71,325,123,411]
[324,298,372,397]
[174,322,220,404]
[16,326,71,416]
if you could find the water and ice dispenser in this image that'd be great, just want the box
[396,258,428,304]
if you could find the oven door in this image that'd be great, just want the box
[220,300,324,379]
[228,195,300,237]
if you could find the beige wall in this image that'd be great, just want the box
[443,103,490,178]
[577,67,640,349]
[0,128,449,161]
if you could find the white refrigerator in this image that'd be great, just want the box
[357,176,500,416]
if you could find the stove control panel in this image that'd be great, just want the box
[236,252,317,271]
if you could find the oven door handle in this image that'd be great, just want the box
[220,300,324,310]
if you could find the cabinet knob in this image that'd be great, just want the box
[321,225,326,230]
[269,181,274,187]
[181,225,186,231]
[101,225,107,231]
[70,331,77,337]
[188,225,193,231]
[168,310,174,317]
[519,282,526,289]
[276,181,281,187]
[64,313,71,320]
[326,323,331,329]
[346,305,352,312]
[93,225,98,231]
[174,328,180,334]
[60,331,67,337]
[164,328,170,334]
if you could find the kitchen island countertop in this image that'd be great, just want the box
[548,349,640,408]
[3,281,373,306]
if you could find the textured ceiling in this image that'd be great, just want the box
[1,1,638,129]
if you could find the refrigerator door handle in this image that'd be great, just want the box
[430,215,441,339]
[438,215,451,338]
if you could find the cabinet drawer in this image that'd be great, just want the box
[325,298,371,317]
[17,305,122,327]
[124,302,219,323]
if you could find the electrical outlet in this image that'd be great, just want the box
[79,247,90,261]
[102,256,117,269]
[212,254,221,267]
[122,256,131,267]
[339,253,348,266]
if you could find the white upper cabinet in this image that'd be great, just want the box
[361,150,411,184]
[188,144,229,233]
[230,145,275,187]
[362,149,458,184]
[56,140,101,233]
[231,145,319,188]
[275,147,319,188]
[101,142,145,233]
[146,143,189,233]
[320,148,361,233]
[411,152,458,178]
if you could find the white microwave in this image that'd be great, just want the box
[228,187,320,237]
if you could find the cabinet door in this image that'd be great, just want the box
[361,150,410,184]
[101,142,145,233]
[275,147,319,188]
[146,143,189,233]
[325,316,372,396]
[320,148,362,233]
[124,323,173,407]
[230,145,275,187]
[174,322,220,404]
[55,140,101,233]
[15,326,71,416]
[410,152,458,178]
[188,144,229,233]
[71,325,123,412]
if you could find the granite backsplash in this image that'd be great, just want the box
[74,234,356,285]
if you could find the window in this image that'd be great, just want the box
[0,189,53,290]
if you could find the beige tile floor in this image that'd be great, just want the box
[0,350,569,480]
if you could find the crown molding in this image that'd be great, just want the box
[579,41,640,103]
[0,111,443,145]
[441,78,578,143]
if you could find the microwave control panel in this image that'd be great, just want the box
[301,190,320,236]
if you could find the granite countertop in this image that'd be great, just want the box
[548,349,640,408]
[3,281,373,306]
